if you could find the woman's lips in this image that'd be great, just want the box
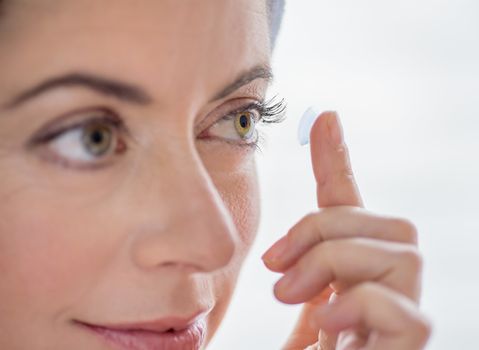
[75,316,207,350]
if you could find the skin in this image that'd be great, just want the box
[0,1,431,349]
[263,112,432,349]
[0,1,267,349]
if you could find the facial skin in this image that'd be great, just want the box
[0,1,272,349]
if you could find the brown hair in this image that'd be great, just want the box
[268,0,285,49]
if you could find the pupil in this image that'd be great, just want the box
[91,130,104,144]
[240,115,248,128]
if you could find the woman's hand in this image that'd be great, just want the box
[261,112,431,350]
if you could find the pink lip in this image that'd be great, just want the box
[75,314,207,350]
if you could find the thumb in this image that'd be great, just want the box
[310,111,363,208]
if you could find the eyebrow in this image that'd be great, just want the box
[3,64,273,110]
[4,73,153,109]
[208,64,273,102]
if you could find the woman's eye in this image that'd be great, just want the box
[33,116,126,168]
[234,111,256,139]
[50,121,119,162]
[205,109,259,144]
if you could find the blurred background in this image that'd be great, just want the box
[209,0,479,349]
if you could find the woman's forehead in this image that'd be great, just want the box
[0,0,271,108]
[0,0,270,44]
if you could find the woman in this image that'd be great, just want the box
[0,0,431,349]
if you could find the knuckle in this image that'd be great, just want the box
[338,167,355,184]
[297,211,326,242]
[414,314,433,340]
[287,212,317,242]
[390,217,418,244]
[303,211,320,226]
[336,143,350,156]
[285,225,298,242]
[316,240,334,260]
[336,145,354,176]
[354,281,380,300]
[398,247,423,272]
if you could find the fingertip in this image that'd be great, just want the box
[309,110,335,147]
[273,278,296,304]
[326,111,344,146]
[261,256,286,273]
[310,111,336,187]
[273,276,307,305]
[310,111,364,208]
[273,282,295,305]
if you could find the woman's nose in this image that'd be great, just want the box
[128,154,238,274]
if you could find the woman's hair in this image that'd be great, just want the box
[268,0,285,49]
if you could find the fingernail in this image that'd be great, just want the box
[261,235,289,262]
[275,269,301,295]
[327,112,344,146]
[298,105,321,146]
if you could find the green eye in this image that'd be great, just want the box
[234,111,255,139]
[81,122,113,156]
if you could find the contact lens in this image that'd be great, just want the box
[297,105,321,145]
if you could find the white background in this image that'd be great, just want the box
[209,1,479,349]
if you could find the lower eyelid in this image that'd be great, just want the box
[31,124,127,170]
[35,147,121,171]
[199,137,259,153]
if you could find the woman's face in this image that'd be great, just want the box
[0,0,271,348]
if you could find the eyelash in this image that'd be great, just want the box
[255,96,287,152]
[255,95,287,124]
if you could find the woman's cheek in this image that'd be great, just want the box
[202,153,260,347]
[218,170,260,248]
[200,144,261,253]
[0,189,111,317]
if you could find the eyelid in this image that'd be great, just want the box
[196,98,265,135]
[30,115,128,171]
[226,102,263,120]
[27,106,130,148]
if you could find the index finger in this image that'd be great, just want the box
[309,111,363,208]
